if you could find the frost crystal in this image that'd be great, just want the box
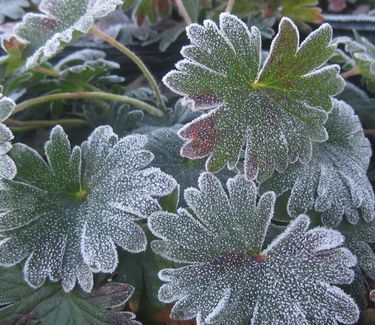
[163,13,344,181]
[8,0,122,68]
[0,125,176,293]
[0,94,16,179]
[149,173,359,324]
[260,99,374,227]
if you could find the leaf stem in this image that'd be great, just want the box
[226,0,235,12]
[341,67,360,79]
[13,91,164,117]
[90,26,166,111]
[175,0,192,25]
[32,66,61,78]
[7,118,89,132]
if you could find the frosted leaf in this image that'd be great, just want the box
[0,0,29,23]
[337,219,375,280]
[0,94,16,179]
[144,126,234,203]
[149,173,359,324]
[260,99,374,227]
[0,266,141,325]
[163,13,344,181]
[7,0,123,68]
[0,125,176,292]
[54,49,124,84]
[333,32,375,92]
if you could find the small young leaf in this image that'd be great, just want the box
[0,266,141,324]
[0,93,16,179]
[260,99,374,227]
[333,32,375,93]
[0,125,176,293]
[6,0,123,68]
[148,173,359,324]
[163,13,344,181]
[0,0,29,23]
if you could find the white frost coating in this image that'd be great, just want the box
[0,94,16,179]
[0,0,29,23]
[10,0,122,68]
[260,99,374,226]
[149,173,359,324]
[163,13,345,182]
[0,125,176,293]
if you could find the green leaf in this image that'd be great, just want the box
[148,173,359,324]
[277,0,324,29]
[0,93,16,179]
[0,0,29,23]
[337,219,375,280]
[54,49,125,86]
[247,11,275,39]
[124,0,172,26]
[0,125,176,293]
[163,13,344,181]
[0,266,141,324]
[6,0,122,68]
[143,126,235,204]
[260,99,374,227]
[333,32,375,92]
[84,103,144,137]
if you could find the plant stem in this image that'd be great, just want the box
[365,129,375,136]
[175,0,192,25]
[33,66,60,78]
[13,91,164,117]
[8,118,89,132]
[226,0,235,12]
[341,67,360,79]
[90,26,165,111]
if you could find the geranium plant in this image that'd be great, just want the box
[0,0,374,324]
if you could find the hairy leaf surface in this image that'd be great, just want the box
[7,0,122,68]
[0,94,16,179]
[163,13,344,181]
[0,125,176,292]
[149,173,359,324]
[260,99,374,227]
[0,266,140,324]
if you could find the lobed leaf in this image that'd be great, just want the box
[0,125,176,293]
[0,266,141,324]
[333,32,375,93]
[163,13,344,181]
[5,0,122,68]
[0,93,16,179]
[149,172,359,324]
[260,99,374,227]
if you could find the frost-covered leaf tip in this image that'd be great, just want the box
[163,13,344,181]
[6,0,122,68]
[261,99,374,227]
[0,125,176,293]
[149,173,359,324]
[0,94,16,179]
